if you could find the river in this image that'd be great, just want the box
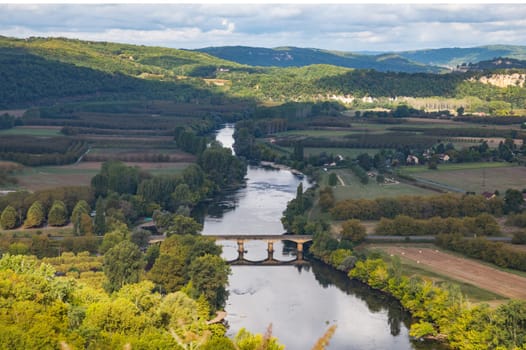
[201,125,441,350]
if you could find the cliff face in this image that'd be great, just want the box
[474,73,526,88]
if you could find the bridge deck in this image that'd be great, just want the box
[148,234,313,245]
[209,234,312,241]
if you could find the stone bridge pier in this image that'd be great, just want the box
[231,235,312,263]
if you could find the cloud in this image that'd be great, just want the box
[0,4,525,51]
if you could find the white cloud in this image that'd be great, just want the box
[0,4,525,51]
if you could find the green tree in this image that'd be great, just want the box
[99,223,129,254]
[341,219,367,243]
[167,215,203,236]
[79,213,94,235]
[47,200,68,226]
[1,205,18,229]
[328,173,338,187]
[103,240,143,292]
[234,327,284,350]
[94,197,106,235]
[71,200,91,235]
[189,254,231,312]
[23,201,45,228]
[504,189,524,214]
[292,141,304,161]
[149,235,220,293]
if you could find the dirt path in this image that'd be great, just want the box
[381,246,526,300]
[336,174,345,186]
[207,311,227,325]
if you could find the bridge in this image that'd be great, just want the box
[148,234,313,265]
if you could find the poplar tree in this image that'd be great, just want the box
[71,200,91,235]
[94,197,106,235]
[0,205,18,229]
[47,200,68,226]
[23,201,45,228]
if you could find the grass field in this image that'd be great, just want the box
[0,126,62,136]
[9,161,191,191]
[281,147,382,159]
[399,162,513,174]
[320,168,437,200]
[400,164,525,194]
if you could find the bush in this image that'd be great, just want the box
[340,219,367,242]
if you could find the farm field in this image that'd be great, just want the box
[0,125,62,136]
[11,161,191,191]
[85,147,195,163]
[321,168,437,200]
[399,161,513,174]
[281,147,382,159]
[402,164,526,194]
[369,245,526,300]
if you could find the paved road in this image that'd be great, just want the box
[366,235,512,242]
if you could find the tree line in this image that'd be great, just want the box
[330,193,505,221]
[0,135,88,166]
[436,233,526,272]
[375,213,500,236]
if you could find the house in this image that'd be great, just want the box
[406,155,419,165]
[439,154,450,162]
[481,192,496,200]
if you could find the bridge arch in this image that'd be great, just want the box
[148,234,313,264]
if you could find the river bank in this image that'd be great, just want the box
[202,124,438,349]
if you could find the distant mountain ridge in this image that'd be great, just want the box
[394,45,526,68]
[195,46,442,73]
[196,45,526,72]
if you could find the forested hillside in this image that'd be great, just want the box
[395,45,526,68]
[196,46,442,73]
[1,35,526,116]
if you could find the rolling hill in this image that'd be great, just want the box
[196,46,443,73]
[394,45,526,68]
[197,45,526,72]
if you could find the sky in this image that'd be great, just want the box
[1,3,526,52]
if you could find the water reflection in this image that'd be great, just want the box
[202,125,445,350]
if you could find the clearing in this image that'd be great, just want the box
[374,245,526,300]
[402,164,526,194]
[12,162,191,191]
[322,169,437,200]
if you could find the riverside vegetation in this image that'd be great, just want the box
[2,35,526,349]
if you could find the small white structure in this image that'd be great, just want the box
[406,155,419,165]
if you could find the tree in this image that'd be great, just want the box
[341,219,367,243]
[167,215,203,236]
[23,201,45,228]
[99,223,129,254]
[149,235,220,293]
[47,200,68,226]
[457,106,465,116]
[293,141,304,161]
[357,153,373,171]
[78,213,94,235]
[504,189,524,214]
[328,173,338,187]
[189,254,231,312]
[94,197,106,235]
[71,200,91,235]
[130,228,151,248]
[1,205,18,229]
[103,240,143,292]
[318,187,335,211]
